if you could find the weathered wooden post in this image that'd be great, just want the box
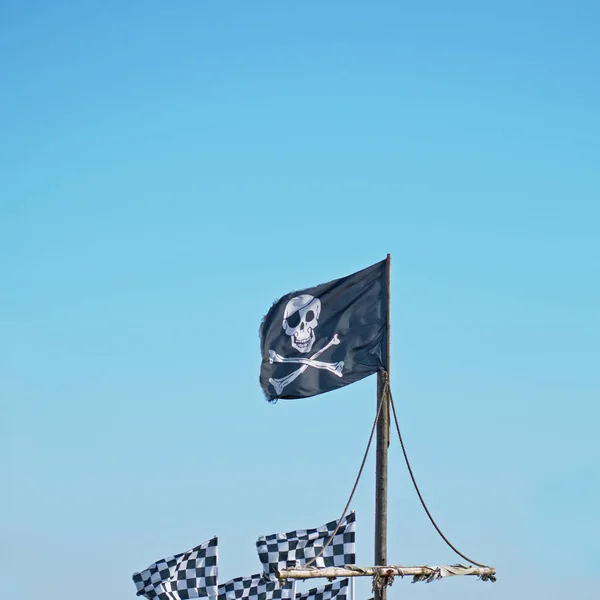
[374,254,391,600]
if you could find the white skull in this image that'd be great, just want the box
[283,295,321,353]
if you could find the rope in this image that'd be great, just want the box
[386,378,489,568]
[303,389,386,568]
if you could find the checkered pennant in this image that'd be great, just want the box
[132,537,218,600]
[256,512,355,580]
[218,573,293,600]
[295,579,349,600]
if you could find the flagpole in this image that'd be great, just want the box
[374,254,391,600]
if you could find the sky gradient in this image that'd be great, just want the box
[2,2,599,599]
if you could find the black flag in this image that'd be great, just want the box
[259,259,388,401]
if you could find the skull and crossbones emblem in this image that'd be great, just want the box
[268,294,344,395]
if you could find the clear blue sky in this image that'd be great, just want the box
[2,1,599,599]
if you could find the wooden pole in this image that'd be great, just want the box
[374,254,391,600]
[278,565,497,582]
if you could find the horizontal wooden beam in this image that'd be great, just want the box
[278,565,496,583]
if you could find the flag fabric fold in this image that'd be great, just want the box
[256,513,356,580]
[259,260,388,401]
[218,574,293,600]
[295,579,349,600]
[133,537,218,600]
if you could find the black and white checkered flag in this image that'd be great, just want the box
[295,579,349,600]
[257,513,356,580]
[133,537,218,600]
[218,574,293,600]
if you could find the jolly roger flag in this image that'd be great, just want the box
[259,259,388,401]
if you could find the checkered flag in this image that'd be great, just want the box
[257,512,355,580]
[218,573,293,600]
[133,537,218,600]
[295,579,349,600]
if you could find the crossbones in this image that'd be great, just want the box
[268,335,343,395]
[269,351,344,376]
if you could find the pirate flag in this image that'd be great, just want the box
[259,259,388,401]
